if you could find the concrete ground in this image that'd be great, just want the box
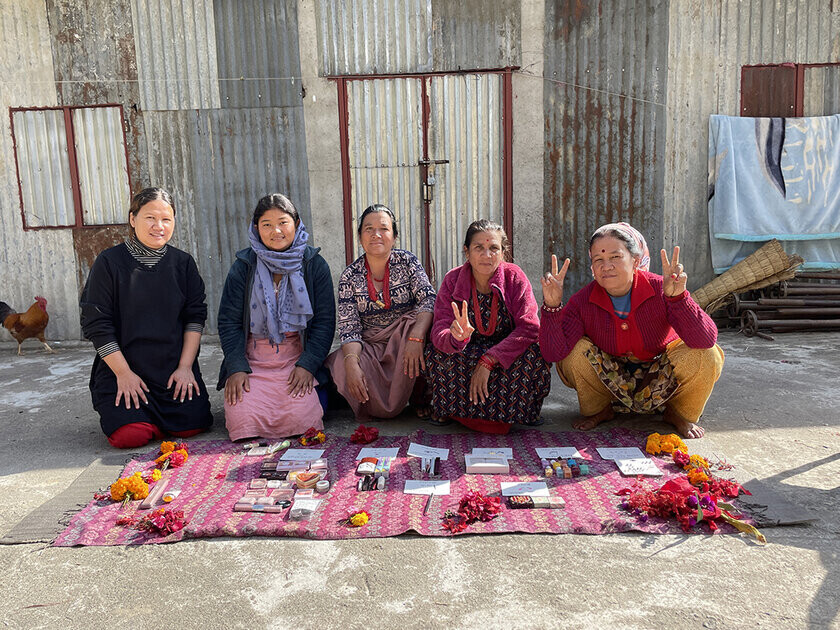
[0,331,838,629]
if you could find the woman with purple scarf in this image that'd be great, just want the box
[217,194,335,441]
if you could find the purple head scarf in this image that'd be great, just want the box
[248,221,313,345]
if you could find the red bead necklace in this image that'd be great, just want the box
[471,274,499,336]
[365,256,391,309]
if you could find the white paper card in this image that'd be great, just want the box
[596,447,645,460]
[280,449,326,461]
[470,447,513,459]
[403,480,451,495]
[535,447,582,459]
[615,458,663,476]
[500,481,550,497]
[356,447,400,460]
[291,498,322,510]
[407,443,450,461]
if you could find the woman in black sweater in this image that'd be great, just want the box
[80,188,213,448]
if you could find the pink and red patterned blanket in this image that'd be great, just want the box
[54,428,739,546]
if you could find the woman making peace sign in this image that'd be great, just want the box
[539,222,724,438]
[425,219,551,433]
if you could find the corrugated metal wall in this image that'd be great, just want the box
[428,73,504,283]
[314,0,520,75]
[346,78,425,262]
[11,109,75,227]
[73,106,132,225]
[665,0,840,287]
[544,0,669,296]
[804,65,840,115]
[0,2,80,340]
[131,0,221,110]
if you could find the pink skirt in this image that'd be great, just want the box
[224,334,323,441]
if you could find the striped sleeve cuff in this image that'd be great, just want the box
[185,323,204,334]
[96,341,121,358]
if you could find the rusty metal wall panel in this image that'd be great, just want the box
[11,109,76,227]
[0,1,80,340]
[346,78,425,261]
[315,0,433,75]
[431,0,520,71]
[145,107,311,333]
[131,0,221,110]
[428,73,504,284]
[544,0,669,296]
[214,0,303,108]
[803,65,840,115]
[72,106,132,225]
[740,65,798,117]
[665,0,840,288]
[46,0,149,201]
[315,0,520,76]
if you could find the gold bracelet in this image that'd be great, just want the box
[408,336,424,343]
[343,353,360,363]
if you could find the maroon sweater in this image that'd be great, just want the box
[540,270,717,362]
[431,261,540,370]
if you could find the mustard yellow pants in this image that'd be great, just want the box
[557,337,724,421]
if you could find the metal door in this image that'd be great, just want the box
[338,70,512,285]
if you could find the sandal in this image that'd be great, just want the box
[427,415,452,427]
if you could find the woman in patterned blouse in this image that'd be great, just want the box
[326,204,436,420]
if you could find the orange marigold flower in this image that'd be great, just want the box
[645,433,662,455]
[160,441,176,454]
[687,468,709,486]
[688,454,709,470]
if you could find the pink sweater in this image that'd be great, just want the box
[540,270,717,362]
[431,261,541,370]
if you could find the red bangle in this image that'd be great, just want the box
[478,356,496,371]
[408,336,424,343]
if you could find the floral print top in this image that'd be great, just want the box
[337,249,436,344]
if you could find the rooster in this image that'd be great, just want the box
[0,296,54,355]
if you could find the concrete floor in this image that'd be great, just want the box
[0,331,838,629]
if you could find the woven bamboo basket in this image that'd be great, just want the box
[692,240,802,312]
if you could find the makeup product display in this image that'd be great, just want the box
[421,456,440,477]
[139,477,170,509]
[356,457,378,475]
[288,498,321,520]
[267,440,292,454]
[507,495,565,509]
[464,454,510,474]
[316,480,330,494]
[162,489,181,503]
[242,441,268,451]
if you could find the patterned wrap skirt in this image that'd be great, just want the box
[584,345,678,414]
[425,291,551,429]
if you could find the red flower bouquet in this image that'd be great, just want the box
[350,425,379,444]
[441,492,501,534]
[299,427,326,446]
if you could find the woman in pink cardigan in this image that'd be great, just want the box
[425,219,550,434]
[540,222,724,439]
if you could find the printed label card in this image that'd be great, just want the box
[403,480,451,495]
[535,447,582,459]
[280,449,326,461]
[470,447,513,459]
[615,458,663,476]
[356,447,400,460]
[500,481,550,497]
[596,447,646,461]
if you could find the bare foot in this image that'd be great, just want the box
[663,407,706,439]
[572,406,615,431]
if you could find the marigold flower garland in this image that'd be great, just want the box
[618,434,765,543]
[155,442,189,470]
[109,472,149,506]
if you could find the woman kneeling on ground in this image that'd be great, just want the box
[425,219,551,434]
[326,204,436,420]
[80,187,213,448]
[217,193,335,441]
[539,222,724,438]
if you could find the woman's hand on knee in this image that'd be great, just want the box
[225,372,250,406]
[167,365,198,402]
[115,369,149,409]
[469,364,491,404]
[345,361,369,403]
[288,366,314,398]
[403,339,425,379]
